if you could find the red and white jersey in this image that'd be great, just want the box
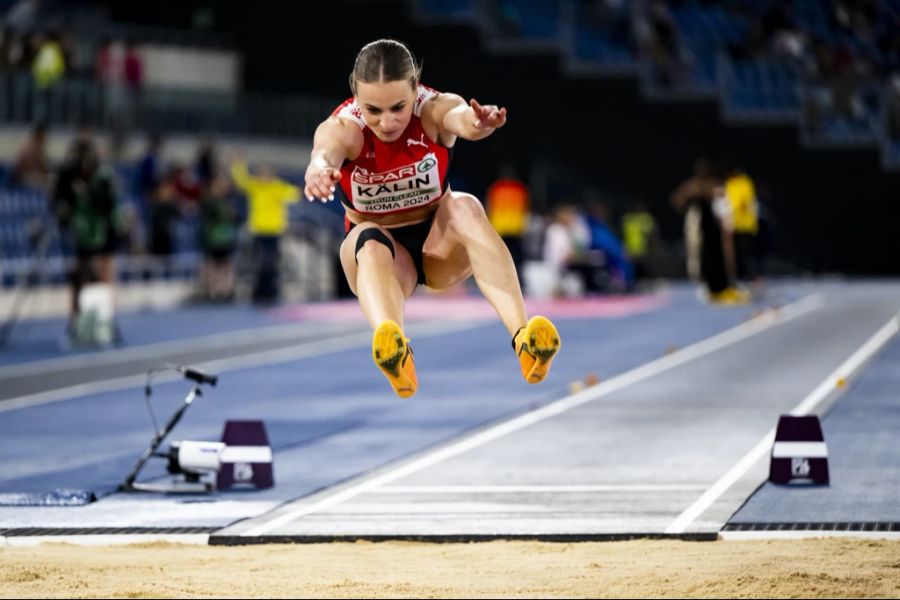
[331,84,453,216]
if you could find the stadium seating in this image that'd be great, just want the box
[414,0,900,170]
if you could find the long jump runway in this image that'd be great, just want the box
[1,281,899,544]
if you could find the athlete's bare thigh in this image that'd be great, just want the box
[340,222,419,298]
[422,191,484,290]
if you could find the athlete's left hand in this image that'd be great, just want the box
[470,98,507,130]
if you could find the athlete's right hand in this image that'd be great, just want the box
[304,160,342,202]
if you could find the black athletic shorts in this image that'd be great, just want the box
[346,212,436,286]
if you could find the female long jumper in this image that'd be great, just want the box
[303,39,560,398]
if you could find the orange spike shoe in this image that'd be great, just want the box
[372,320,418,398]
[513,315,561,384]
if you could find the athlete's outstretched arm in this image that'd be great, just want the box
[429,93,507,143]
[304,117,363,202]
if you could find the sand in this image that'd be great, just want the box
[2,538,899,598]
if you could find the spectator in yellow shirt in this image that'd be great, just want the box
[230,155,300,304]
[32,31,65,123]
[724,164,759,283]
[621,200,658,283]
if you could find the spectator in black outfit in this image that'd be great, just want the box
[194,136,218,192]
[148,176,181,258]
[199,174,237,301]
[671,159,747,304]
[50,136,120,333]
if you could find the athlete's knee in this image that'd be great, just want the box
[445,193,488,232]
[355,227,395,265]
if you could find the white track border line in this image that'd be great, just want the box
[0,319,365,378]
[373,484,710,494]
[0,319,486,413]
[240,293,824,537]
[666,311,900,534]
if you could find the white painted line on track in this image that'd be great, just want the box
[1,534,209,547]
[719,531,900,541]
[666,311,900,534]
[0,319,486,413]
[241,293,824,537]
[0,320,362,378]
[371,484,710,494]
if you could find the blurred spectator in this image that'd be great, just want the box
[50,136,120,337]
[170,162,202,205]
[229,154,300,304]
[7,121,50,190]
[621,199,658,283]
[486,163,529,284]
[585,198,634,292]
[542,203,598,297]
[543,204,576,297]
[671,159,746,304]
[194,136,219,192]
[149,175,182,257]
[199,174,238,301]
[724,163,759,283]
[133,133,162,215]
[767,4,806,64]
[31,30,64,122]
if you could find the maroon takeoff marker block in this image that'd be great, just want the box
[769,415,829,485]
[217,420,274,490]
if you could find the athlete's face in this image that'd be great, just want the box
[355,80,416,143]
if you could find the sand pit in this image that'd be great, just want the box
[2,538,899,598]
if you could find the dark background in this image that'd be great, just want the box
[98,0,900,275]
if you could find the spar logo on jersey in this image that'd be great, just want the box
[351,153,441,213]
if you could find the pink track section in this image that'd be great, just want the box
[273,292,668,322]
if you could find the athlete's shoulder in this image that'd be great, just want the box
[414,84,441,116]
[332,97,366,128]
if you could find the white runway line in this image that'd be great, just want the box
[372,484,710,494]
[0,319,486,413]
[241,293,824,537]
[665,311,900,534]
[0,320,360,378]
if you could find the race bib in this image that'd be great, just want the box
[350,153,442,213]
